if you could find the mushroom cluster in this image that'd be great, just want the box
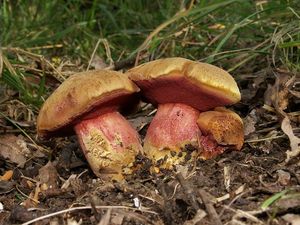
[37,70,143,180]
[126,57,244,168]
[37,57,244,179]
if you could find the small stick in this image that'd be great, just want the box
[198,189,223,225]
[22,205,157,225]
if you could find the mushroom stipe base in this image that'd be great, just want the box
[144,103,200,168]
[74,111,142,180]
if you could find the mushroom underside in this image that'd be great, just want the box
[38,92,139,138]
[133,76,234,111]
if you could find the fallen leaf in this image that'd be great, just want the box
[282,214,300,225]
[264,73,294,117]
[98,208,112,225]
[37,161,59,190]
[111,214,124,225]
[276,194,300,210]
[276,170,290,186]
[90,55,109,70]
[61,174,77,190]
[243,109,257,137]
[0,180,14,194]
[175,165,189,178]
[21,184,40,208]
[281,117,300,161]
[0,170,13,181]
[0,135,31,167]
[67,218,82,225]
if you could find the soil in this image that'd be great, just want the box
[1,68,300,225]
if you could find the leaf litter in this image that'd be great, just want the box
[0,49,300,224]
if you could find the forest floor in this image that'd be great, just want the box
[1,1,300,224]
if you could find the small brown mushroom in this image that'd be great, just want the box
[197,107,244,159]
[37,70,143,180]
[127,57,242,167]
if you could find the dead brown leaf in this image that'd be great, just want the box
[282,214,300,225]
[281,117,300,161]
[276,169,290,186]
[264,73,294,117]
[0,134,31,167]
[243,109,257,137]
[90,55,109,70]
[0,170,13,181]
[67,218,83,225]
[37,161,59,191]
[0,180,14,194]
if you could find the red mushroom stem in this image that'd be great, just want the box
[144,104,244,167]
[144,103,200,167]
[74,111,142,179]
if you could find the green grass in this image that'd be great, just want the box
[1,0,300,108]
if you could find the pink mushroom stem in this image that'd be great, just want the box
[144,103,200,167]
[74,111,142,179]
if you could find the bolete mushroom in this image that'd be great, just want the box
[197,107,244,159]
[127,57,243,167]
[37,70,143,180]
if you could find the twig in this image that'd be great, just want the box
[245,135,286,143]
[167,182,180,200]
[22,205,157,225]
[198,189,223,225]
[232,209,265,224]
[15,185,40,204]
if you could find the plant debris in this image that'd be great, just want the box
[1,1,300,224]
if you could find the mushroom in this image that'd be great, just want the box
[127,57,243,167]
[37,70,143,180]
[197,107,244,159]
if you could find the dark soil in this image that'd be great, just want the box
[1,69,300,225]
[1,131,299,225]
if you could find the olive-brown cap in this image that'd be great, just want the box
[127,57,241,111]
[37,70,140,138]
[197,107,244,150]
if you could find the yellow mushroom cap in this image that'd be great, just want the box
[127,57,240,111]
[37,70,140,138]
